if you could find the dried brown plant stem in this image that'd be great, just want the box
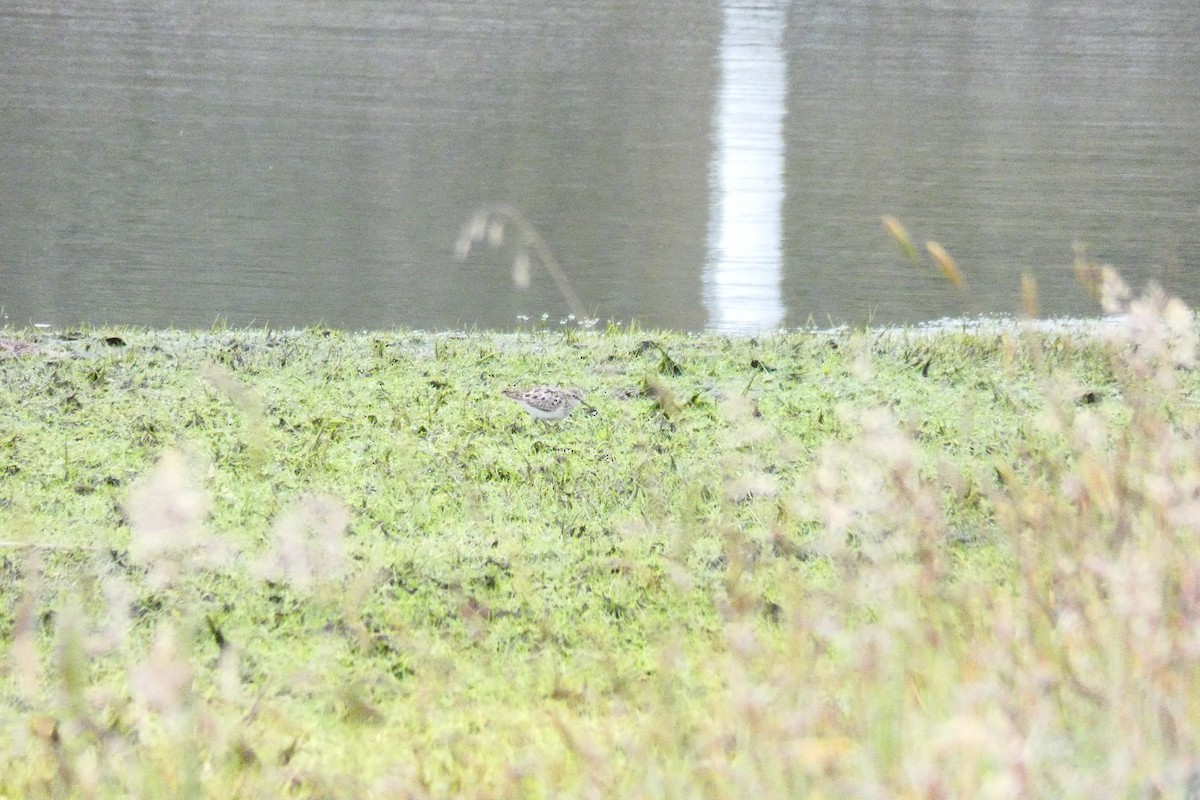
[455,204,588,320]
[881,215,920,267]
[881,215,967,289]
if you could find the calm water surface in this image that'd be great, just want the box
[2,1,1198,331]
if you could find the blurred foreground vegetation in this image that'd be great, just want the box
[1,281,1199,797]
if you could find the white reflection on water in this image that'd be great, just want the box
[704,0,787,333]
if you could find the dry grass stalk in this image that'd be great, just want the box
[1021,271,1039,317]
[882,215,920,266]
[925,241,965,288]
[456,204,588,320]
[257,493,350,592]
[126,449,220,590]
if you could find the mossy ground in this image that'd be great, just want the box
[0,322,1197,797]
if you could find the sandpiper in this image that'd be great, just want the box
[503,386,593,422]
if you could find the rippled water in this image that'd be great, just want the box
[1,1,1197,330]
